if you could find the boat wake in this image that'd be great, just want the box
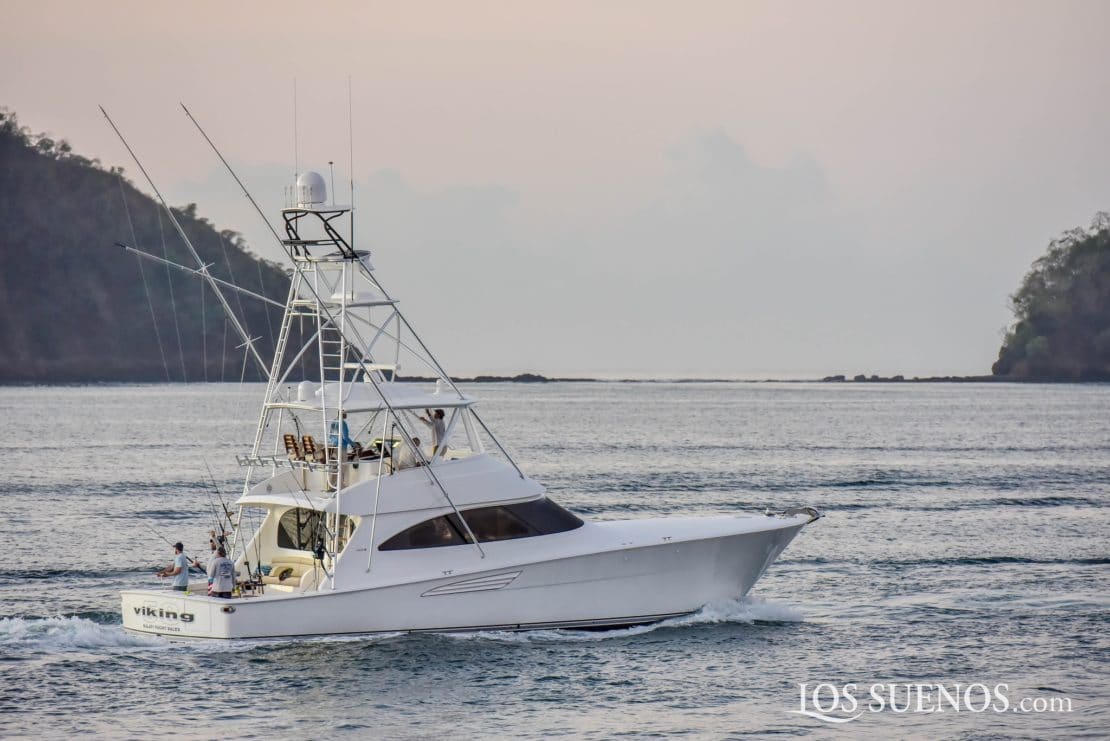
[666,595,804,627]
[0,598,802,654]
[443,596,804,643]
[0,616,161,652]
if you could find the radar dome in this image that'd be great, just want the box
[296,171,327,206]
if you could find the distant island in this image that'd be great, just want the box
[822,213,1109,384]
[1,107,1107,384]
[991,213,1110,381]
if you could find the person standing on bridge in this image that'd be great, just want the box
[419,408,446,457]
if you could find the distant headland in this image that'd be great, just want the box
[1,108,1107,385]
[990,212,1110,382]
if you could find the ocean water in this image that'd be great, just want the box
[1,382,1108,739]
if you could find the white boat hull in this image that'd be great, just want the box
[121,513,810,639]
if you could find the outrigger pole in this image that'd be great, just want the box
[99,106,270,381]
[180,104,289,253]
[112,242,285,309]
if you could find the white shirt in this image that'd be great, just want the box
[395,443,422,470]
[207,556,236,593]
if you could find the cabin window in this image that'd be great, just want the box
[501,498,584,535]
[379,515,467,550]
[379,498,583,551]
[277,508,357,552]
[278,508,323,551]
[459,505,532,542]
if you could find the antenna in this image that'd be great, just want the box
[348,75,355,248]
[328,161,335,206]
[293,77,299,181]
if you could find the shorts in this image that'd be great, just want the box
[214,592,232,599]
[172,585,188,592]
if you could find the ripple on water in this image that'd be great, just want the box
[2,382,1109,738]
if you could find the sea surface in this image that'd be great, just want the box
[1,382,1108,739]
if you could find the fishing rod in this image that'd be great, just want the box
[140,520,176,550]
[202,458,236,542]
[201,488,227,554]
[195,480,233,575]
[192,461,228,550]
[140,521,205,574]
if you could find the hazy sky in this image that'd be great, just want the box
[4,1,1110,377]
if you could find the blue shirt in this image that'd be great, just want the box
[329,419,353,449]
[172,553,189,588]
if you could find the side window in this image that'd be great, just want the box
[505,498,583,534]
[378,498,583,551]
[379,515,466,551]
[460,506,535,542]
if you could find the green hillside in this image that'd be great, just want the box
[0,109,291,382]
[993,213,1110,381]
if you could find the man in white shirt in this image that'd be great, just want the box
[395,436,424,470]
[419,409,446,457]
[207,547,237,599]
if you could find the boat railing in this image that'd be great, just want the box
[234,452,444,479]
[235,454,346,474]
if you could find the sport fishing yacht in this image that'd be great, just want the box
[117,149,820,639]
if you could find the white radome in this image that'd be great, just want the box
[296,170,327,206]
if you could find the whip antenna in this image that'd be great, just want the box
[293,77,299,181]
[348,75,355,248]
[329,161,336,206]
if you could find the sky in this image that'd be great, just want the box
[4,0,1110,377]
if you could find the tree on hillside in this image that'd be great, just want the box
[993,212,1110,381]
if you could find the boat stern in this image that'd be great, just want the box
[121,588,235,639]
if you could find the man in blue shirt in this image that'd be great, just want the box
[156,542,193,592]
[329,411,355,457]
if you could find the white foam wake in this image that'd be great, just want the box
[184,630,409,655]
[0,616,160,651]
[0,598,802,652]
[665,595,804,627]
